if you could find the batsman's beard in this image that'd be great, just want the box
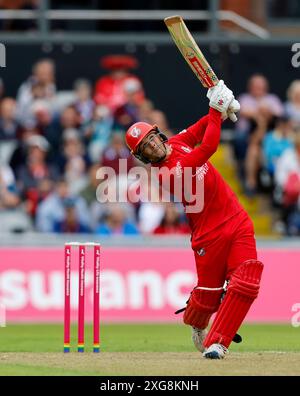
[141,139,168,164]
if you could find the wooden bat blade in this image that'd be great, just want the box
[164,15,219,88]
[164,15,183,26]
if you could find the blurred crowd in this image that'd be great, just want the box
[233,74,300,236]
[1,56,300,237]
[0,55,189,235]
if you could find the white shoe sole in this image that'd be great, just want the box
[203,350,224,359]
[203,343,227,359]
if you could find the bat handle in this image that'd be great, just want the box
[229,113,238,123]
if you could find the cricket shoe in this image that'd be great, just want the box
[203,343,228,359]
[191,327,207,353]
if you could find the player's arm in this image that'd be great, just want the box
[175,114,210,148]
[177,81,234,168]
[177,108,222,168]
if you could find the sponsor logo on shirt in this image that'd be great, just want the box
[195,163,209,181]
[181,146,192,153]
[179,129,187,134]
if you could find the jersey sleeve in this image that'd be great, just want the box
[174,114,209,148]
[176,108,221,168]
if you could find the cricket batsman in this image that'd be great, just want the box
[125,80,263,359]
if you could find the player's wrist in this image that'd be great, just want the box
[209,107,222,118]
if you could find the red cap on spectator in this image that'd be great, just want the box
[100,55,139,70]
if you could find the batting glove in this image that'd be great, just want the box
[222,98,240,122]
[207,80,234,113]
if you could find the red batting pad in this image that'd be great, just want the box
[203,260,264,348]
[183,287,223,329]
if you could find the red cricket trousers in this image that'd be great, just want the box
[193,209,257,288]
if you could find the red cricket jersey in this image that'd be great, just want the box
[152,108,243,251]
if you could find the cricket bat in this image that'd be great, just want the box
[164,15,219,88]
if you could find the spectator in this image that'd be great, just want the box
[153,203,190,235]
[58,105,82,149]
[80,163,101,207]
[233,74,283,181]
[0,98,19,164]
[87,165,136,231]
[94,55,144,111]
[16,135,60,213]
[275,134,300,192]
[0,164,20,209]
[262,116,294,176]
[245,112,293,196]
[26,177,54,219]
[286,209,300,236]
[59,128,89,195]
[80,164,105,231]
[73,78,95,124]
[53,197,90,233]
[84,105,114,162]
[36,179,90,232]
[30,100,61,158]
[138,99,155,123]
[101,132,135,174]
[0,98,18,140]
[0,164,32,232]
[275,134,300,232]
[281,169,300,236]
[60,105,81,129]
[285,80,300,127]
[31,100,52,132]
[95,203,139,235]
[9,126,39,175]
[113,78,143,130]
[16,58,56,125]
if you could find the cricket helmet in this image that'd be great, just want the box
[125,122,168,163]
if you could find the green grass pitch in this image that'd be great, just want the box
[0,323,299,375]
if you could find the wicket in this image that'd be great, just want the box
[63,242,101,353]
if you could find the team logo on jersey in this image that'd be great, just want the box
[181,146,192,153]
[197,248,206,256]
[131,126,141,138]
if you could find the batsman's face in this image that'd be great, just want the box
[138,132,167,162]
